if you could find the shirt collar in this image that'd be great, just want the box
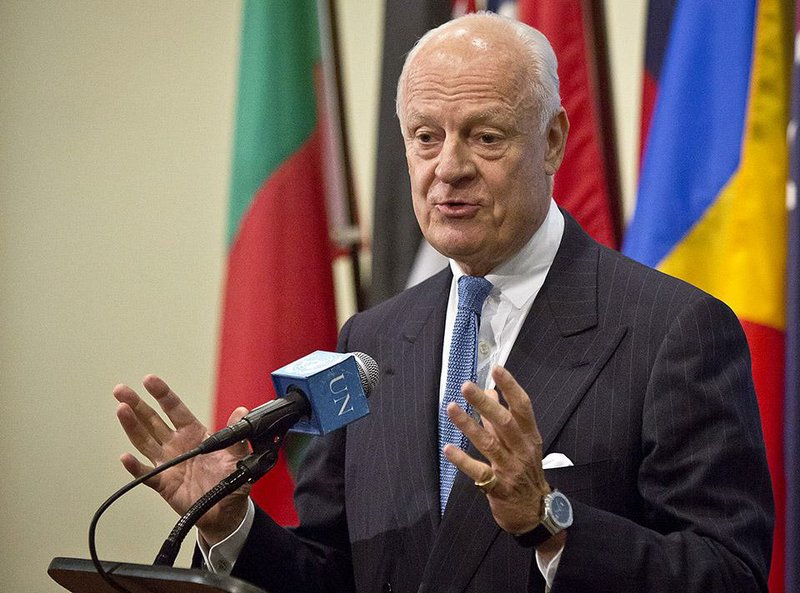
[449,198,565,310]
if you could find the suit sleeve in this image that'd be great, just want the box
[551,294,773,593]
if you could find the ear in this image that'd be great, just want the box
[544,109,569,176]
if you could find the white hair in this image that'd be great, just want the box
[396,11,561,134]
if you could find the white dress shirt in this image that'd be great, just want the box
[439,198,564,403]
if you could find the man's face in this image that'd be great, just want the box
[400,26,567,276]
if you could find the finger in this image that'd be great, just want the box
[477,389,503,441]
[461,381,509,424]
[447,400,509,466]
[116,401,164,462]
[119,452,158,487]
[119,451,153,478]
[442,443,493,484]
[492,366,541,442]
[142,375,202,431]
[113,383,172,445]
[460,381,521,449]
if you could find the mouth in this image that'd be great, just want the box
[434,200,480,218]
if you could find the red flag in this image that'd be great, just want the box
[215,0,341,526]
[518,0,621,248]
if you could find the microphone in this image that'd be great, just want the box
[197,351,378,454]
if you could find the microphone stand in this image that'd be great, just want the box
[153,411,304,567]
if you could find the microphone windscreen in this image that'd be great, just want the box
[352,351,379,395]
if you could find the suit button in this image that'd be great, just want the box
[382,583,392,593]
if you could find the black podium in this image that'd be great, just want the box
[48,557,267,593]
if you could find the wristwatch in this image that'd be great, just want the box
[513,489,573,547]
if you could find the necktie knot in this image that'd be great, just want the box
[457,275,493,315]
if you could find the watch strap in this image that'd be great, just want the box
[513,523,553,548]
[513,489,571,548]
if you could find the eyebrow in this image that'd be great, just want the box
[404,107,517,129]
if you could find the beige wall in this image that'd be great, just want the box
[0,3,241,589]
[0,2,642,591]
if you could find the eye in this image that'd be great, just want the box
[416,131,434,143]
[471,129,508,159]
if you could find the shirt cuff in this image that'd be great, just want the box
[196,498,255,574]
[536,544,564,593]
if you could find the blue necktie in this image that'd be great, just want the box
[439,275,493,515]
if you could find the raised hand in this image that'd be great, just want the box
[443,365,551,536]
[114,375,251,545]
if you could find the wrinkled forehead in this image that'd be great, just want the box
[409,23,524,75]
[403,30,531,113]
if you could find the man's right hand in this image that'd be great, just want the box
[114,374,251,545]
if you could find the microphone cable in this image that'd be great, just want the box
[88,446,203,593]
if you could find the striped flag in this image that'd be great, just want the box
[624,2,791,590]
[370,0,620,304]
[215,0,345,526]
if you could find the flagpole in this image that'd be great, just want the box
[317,0,367,313]
[581,0,622,244]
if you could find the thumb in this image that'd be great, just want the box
[226,406,251,456]
[227,406,249,425]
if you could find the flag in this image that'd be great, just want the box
[370,0,452,306]
[785,3,800,590]
[370,0,620,305]
[517,0,621,249]
[215,0,343,526]
[624,2,791,590]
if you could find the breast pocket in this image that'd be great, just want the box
[544,459,615,506]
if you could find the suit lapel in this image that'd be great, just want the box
[381,269,452,539]
[418,214,626,592]
[505,215,627,453]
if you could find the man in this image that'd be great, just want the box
[115,12,773,593]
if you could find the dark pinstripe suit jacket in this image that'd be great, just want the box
[232,213,773,593]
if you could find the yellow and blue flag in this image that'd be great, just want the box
[624,2,791,590]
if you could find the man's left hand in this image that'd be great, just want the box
[443,365,551,535]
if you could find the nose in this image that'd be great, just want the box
[434,136,476,185]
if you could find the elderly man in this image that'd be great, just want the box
[115,12,773,593]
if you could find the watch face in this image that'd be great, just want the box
[549,492,573,527]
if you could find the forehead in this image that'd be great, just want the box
[403,31,531,125]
